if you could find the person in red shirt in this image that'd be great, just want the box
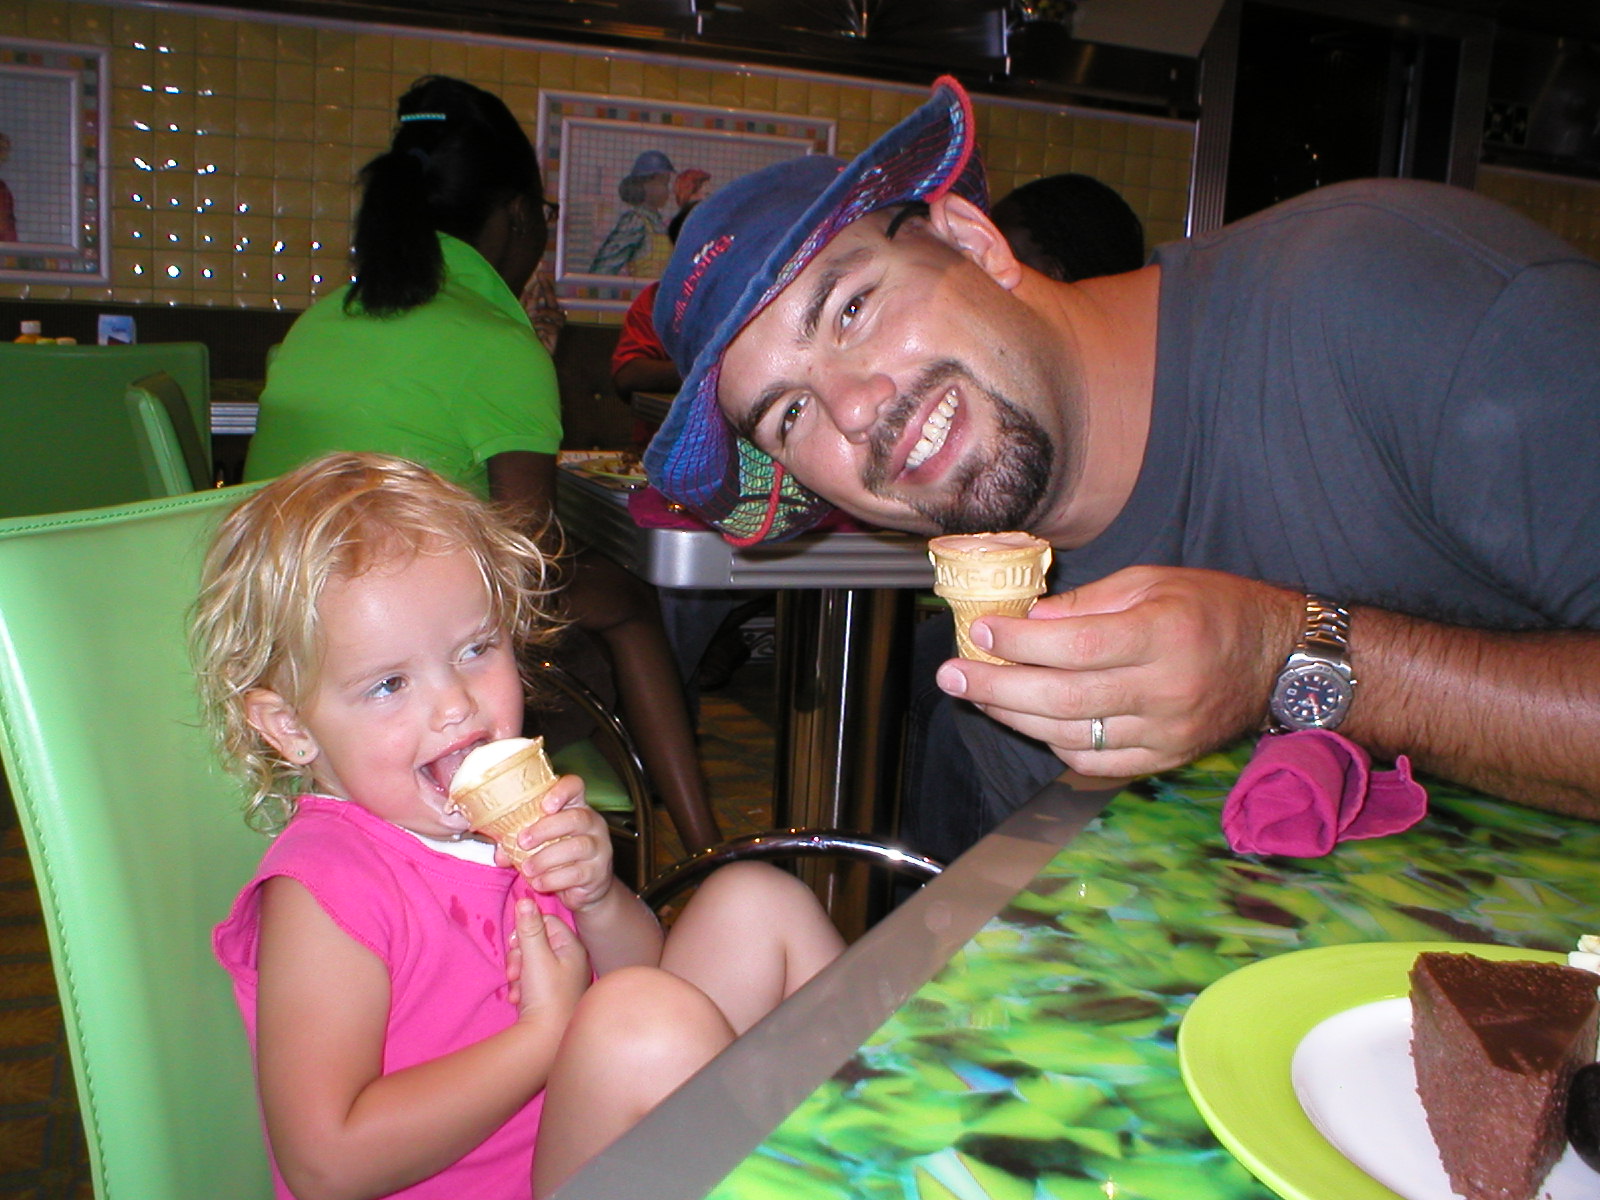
[610,203,699,414]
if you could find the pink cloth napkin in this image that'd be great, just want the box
[1222,729,1428,857]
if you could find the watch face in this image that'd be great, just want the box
[1272,664,1353,729]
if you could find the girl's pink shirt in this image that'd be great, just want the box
[214,794,575,1200]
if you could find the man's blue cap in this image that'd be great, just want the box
[643,77,986,544]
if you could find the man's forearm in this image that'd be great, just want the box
[1344,607,1600,820]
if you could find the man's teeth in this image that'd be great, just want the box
[905,392,958,471]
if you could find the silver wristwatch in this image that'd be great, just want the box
[1268,594,1356,732]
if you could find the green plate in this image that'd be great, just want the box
[1177,941,1567,1200]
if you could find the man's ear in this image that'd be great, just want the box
[923,193,1025,291]
[243,688,319,767]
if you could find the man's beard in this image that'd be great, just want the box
[865,362,1054,534]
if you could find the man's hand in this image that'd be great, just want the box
[935,565,1302,776]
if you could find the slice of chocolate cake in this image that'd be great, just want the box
[1409,951,1599,1200]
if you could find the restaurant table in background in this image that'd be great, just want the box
[208,381,262,485]
[556,461,934,930]
[553,737,1600,1200]
[630,390,674,429]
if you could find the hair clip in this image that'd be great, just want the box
[400,111,447,122]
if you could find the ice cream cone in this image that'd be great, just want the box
[447,737,558,865]
[928,532,1053,665]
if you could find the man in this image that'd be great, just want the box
[643,77,1600,856]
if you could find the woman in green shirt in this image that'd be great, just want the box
[249,76,719,853]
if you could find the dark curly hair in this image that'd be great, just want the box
[989,172,1145,283]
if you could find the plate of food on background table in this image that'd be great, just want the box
[559,449,647,489]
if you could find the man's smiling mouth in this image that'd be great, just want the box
[904,389,958,471]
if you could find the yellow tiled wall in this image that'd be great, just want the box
[0,0,1194,316]
[11,0,1592,320]
[1475,165,1600,262]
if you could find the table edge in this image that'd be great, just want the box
[551,778,1119,1200]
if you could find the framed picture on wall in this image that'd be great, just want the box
[537,92,834,313]
[0,38,110,285]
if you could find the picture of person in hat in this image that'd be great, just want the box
[641,75,1600,860]
[589,149,677,277]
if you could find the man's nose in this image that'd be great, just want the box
[820,369,897,443]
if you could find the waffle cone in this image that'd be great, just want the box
[928,532,1053,664]
[946,596,1039,664]
[448,738,557,865]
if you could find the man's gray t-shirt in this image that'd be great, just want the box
[1065,177,1600,627]
[938,178,1600,845]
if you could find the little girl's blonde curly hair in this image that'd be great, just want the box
[191,452,560,833]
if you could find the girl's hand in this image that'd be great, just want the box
[505,898,590,1019]
[511,774,617,913]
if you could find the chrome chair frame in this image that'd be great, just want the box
[533,656,656,891]
[641,829,942,911]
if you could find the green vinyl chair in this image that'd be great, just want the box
[0,342,212,516]
[538,659,655,890]
[0,482,661,1198]
[0,486,272,1200]
[125,370,210,498]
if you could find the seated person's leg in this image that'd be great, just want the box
[531,862,843,1197]
[658,860,843,1031]
[564,550,721,852]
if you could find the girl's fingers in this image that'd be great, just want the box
[541,912,576,954]
[505,898,546,1002]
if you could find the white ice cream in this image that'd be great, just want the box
[449,737,535,798]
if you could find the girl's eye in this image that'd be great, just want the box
[460,638,491,662]
[368,675,405,699]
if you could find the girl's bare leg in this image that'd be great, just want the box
[660,861,845,1034]
[533,965,734,1198]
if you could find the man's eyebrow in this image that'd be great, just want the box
[734,384,786,442]
[799,245,872,341]
[732,244,874,442]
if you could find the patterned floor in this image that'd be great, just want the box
[0,659,778,1200]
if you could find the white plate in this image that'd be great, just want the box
[1292,996,1596,1200]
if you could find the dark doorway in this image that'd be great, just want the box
[1224,1,1465,222]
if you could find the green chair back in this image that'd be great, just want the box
[125,371,207,496]
[0,342,212,516]
[0,487,272,1200]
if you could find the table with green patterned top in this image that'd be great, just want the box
[559,738,1600,1200]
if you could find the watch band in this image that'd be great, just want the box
[1300,594,1352,659]
[1267,593,1357,732]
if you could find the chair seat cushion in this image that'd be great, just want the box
[547,739,632,814]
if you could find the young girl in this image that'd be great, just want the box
[199,453,844,1200]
